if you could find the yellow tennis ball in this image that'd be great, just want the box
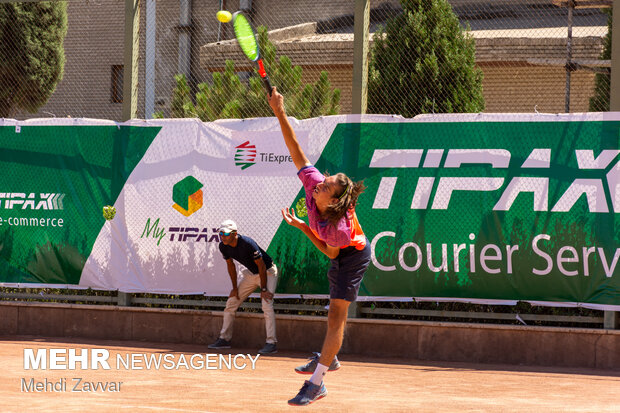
[216,10,232,23]
[103,205,116,221]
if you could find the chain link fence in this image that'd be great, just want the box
[1,1,618,328]
[1,0,612,121]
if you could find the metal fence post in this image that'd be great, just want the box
[610,0,620,111]
[564,0,574,113]
[604,311,619,329]
[122,0,140,121]
[348,302,361,318]
[352,0,370,115]
[117,292,132,306]
[605,0,620,329]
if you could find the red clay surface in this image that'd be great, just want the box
[2,335,619,412]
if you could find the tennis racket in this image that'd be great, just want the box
[232,11,273,95]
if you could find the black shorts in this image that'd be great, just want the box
[327,239,371,302]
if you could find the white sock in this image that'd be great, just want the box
[309,363,329,386]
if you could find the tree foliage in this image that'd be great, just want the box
[0,2,68,117]
[160,26,340,120]
[368,0,484,117]
[589,9,611,112]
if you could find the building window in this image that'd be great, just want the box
[111,65,124,103]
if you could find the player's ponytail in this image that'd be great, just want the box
[324,173,366,226]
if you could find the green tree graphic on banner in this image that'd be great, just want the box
[0,125,160,284]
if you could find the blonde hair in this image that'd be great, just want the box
[323,172,366,226]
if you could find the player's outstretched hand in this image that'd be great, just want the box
[281,207,304,228]
[268,87,285,117]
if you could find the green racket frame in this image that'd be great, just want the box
[232,11,273,95]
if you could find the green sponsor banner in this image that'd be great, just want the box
[269,120,620,307]
[0,125,160,285]
[2,116,619,309]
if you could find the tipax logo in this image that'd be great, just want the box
[0,193,65,210]
[235,141,257,170]
[369,148,620,213]
[172,176,203,217]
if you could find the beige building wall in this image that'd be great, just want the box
[300,63,597,116]
[23,1,129,120]
[300,66,353,114]
[18,0,220,121]
[480,65,597,113]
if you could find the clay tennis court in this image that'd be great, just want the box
[1,335,619,412]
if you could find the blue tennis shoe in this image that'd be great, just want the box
[288,380,327,406]
[295,352,340,374]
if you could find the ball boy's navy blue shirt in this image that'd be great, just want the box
[219,234,273,274]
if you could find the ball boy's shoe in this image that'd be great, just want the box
[207,338,231,349]
[294,352,340,374]
[287,380,327,406]
[258,342,277,354]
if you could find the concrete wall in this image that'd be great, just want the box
[1,302,618,370]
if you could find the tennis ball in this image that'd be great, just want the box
[216,10,232,23]
[295,198,308,218]
[103,205,116,221]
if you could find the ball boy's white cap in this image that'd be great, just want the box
[218,219,237,233]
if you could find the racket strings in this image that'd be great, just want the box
[234,14,260,62]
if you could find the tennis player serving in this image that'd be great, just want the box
[268,87,371,406]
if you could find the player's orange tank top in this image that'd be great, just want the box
[346,210,366,250]
[310,210,366,250]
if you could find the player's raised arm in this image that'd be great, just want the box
[268,87,311,171]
